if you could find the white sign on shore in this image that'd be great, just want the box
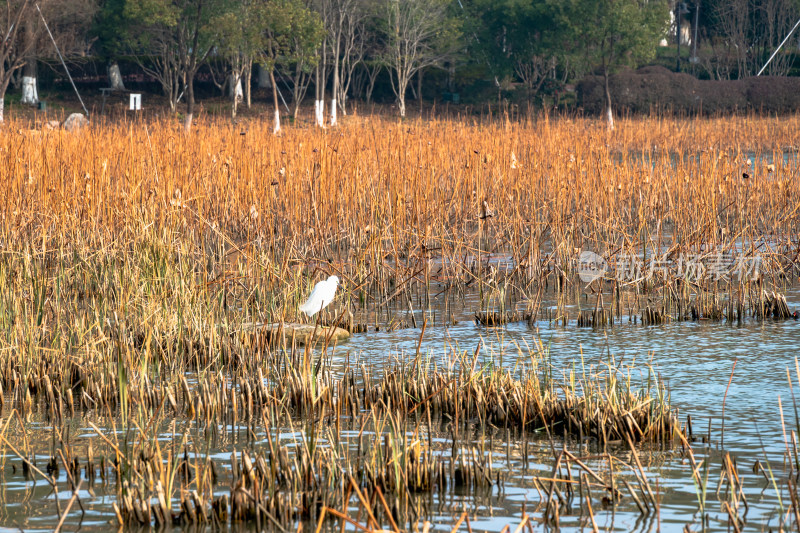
[129,94,141,111]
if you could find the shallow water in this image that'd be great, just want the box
[1,287,799,532]
[331,286,800,531]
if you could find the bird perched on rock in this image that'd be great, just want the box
[299,275,340,316]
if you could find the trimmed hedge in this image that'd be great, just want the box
[577,66,800,115]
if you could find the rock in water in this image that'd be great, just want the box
[63,113,88,132]
[237,322,350,346]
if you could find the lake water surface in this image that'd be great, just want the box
[1,288,799,532]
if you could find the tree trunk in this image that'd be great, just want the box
[315,39,328,128]
[291,60,314,121]
[316,99,325,127]
[232,81,240,118]
[229,75,243,100]
[258,64,271,88]
[366,65,379,103]
[0,71,14,125]
[270,69,280,134]
[184,78,195,132]
[168,78,177,112]
[109,62,125,91]
[292,62,302,120]
[331,31,341,126]
[398,76,407,117]
[21,20,37,105]
[418,68,423,113]
[315,61,325,128]
[21,62,38,105]
[244,60,253,109]
[230,73,243,117]
[604,71,614,131]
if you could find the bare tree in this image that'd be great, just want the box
[514,55,551,100]
[710,0,800,78]
[0,0,97,120]
[698,31,737,80]
[19,11,37,104]
[312,0,331,126]
[33,0,98,100]
[285,57,313,119]
[382,0,458,117]
[124,0,219,131]
[278,5,324,120]
[128,23,182,110]
[350,18,382,105]
[212,0,268,117]
[322,0,370,123]
[263,0,324,133]
[757,0,798,75]
[350,56,380,103]
[715,0,751,76]
[327,0,341,125]
[336,0,372,115]
[313,43,325,126]
[0,0,32,122]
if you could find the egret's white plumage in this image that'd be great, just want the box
[299,275,340,316]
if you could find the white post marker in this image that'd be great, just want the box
[129,93,142,111]
[21,76,38,105]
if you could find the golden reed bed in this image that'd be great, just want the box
[6,113,798,246]
[4,113,798,302]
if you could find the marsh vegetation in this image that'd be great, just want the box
[1,112,799,531]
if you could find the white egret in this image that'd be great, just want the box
[299,275,340,316]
